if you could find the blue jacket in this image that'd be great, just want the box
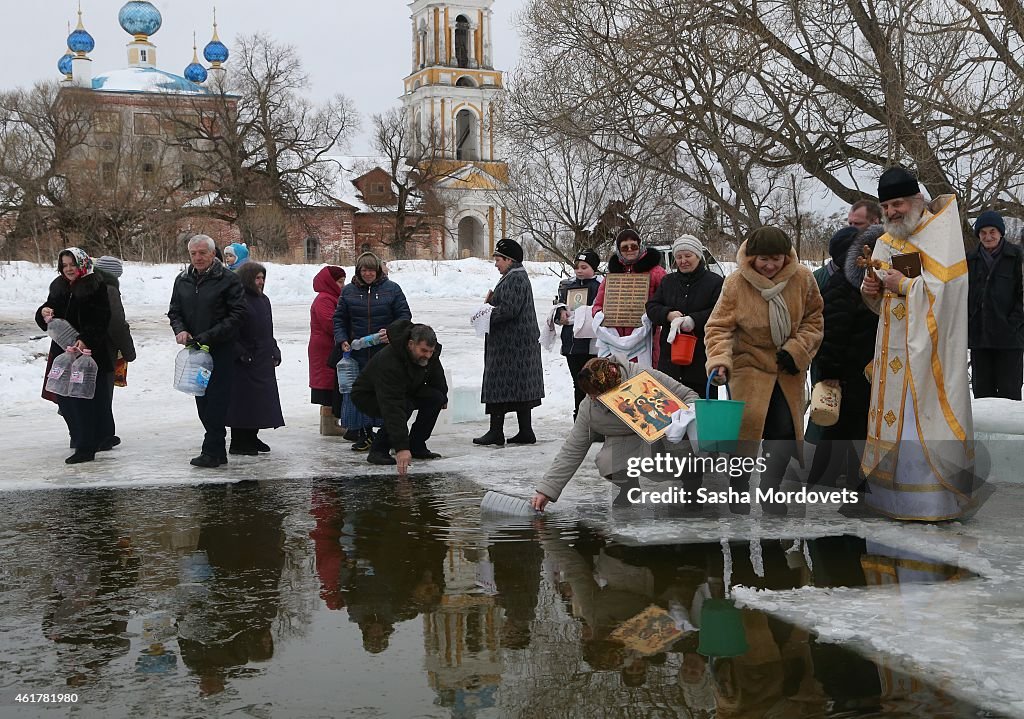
[332,276,412,346]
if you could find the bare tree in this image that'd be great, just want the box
[363,106,454,259]
[166,33,359,255]
[510,0,1024,245]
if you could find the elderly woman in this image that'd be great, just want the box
[308,265,347,436]
[35,248,113,464]
[705,227,824,514]
[646,235,724,398]
[333,252,411,450]
[474,238,545,446]
[592,228,668,367]
[531,357,700,510]
[223,243,249,271]
[225,262,284,454]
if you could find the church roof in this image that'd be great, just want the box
[92,66,212,95]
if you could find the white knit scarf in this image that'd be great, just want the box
[760,280,792,348]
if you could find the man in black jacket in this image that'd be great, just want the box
[168,234,247,467]
[967,210,1024,399]
[352,321,448,475]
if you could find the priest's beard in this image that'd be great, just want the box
[884,202,926,240]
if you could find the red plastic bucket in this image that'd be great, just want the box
[671,332,697,366]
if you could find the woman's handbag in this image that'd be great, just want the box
[809,381,842,427]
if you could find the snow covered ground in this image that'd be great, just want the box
[2,258,1024,716]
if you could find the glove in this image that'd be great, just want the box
[776,349,799,375]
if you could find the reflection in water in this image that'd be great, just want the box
[176,483,285,696]
[0,479,999,718]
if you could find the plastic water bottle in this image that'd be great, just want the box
[336,352,359,394]
[68,349,98,400]
[45,348,78,396]
[174,345,214,396]
[350,333,384,351]
[480,491,539,517]
[45,317,79,348]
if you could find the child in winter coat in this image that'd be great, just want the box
[705,227,824,515]
[555,249,603,419]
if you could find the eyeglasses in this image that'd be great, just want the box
[620,243,640,251]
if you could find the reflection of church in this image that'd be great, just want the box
[403,0,511,259]
[422,540,503,717]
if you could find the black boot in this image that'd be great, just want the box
[507,409,536,444]
[229,428,258,456]
[473,413,505,446]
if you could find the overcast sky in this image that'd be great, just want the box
[3,1,527,154]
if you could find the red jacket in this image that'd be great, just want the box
[308,266,344,390]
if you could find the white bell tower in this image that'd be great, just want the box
[403,0,510,259]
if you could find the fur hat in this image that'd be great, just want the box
[574,248,600,272]
[745,227,792,256]
[94,255,123,278]
[671,234,705,259]
[494,238,524,263]
[878,167,921,203]
[973,210,1005,238]
[828,226,859,265]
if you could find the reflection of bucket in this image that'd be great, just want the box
[693,376,745,453]
[480,491,537,517]
[697,599,749,657]
[671,333,697,366]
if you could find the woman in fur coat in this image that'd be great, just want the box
[704,227,824,514]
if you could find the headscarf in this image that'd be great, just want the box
[225,242,250,270]
[58,247,94,281]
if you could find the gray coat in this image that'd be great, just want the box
[536,361,699,501]
[481,266,545,404]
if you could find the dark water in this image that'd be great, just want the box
[0,476,1000,718]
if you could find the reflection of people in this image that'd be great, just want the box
[967,210,1024,400]
[308,266,347,435]
[705,227,824,514]
[490,531,544,650]
[532,357,700,510]
[225,262,284,455]
[177,483,285,695]
[860,168,974,520]
[168,235,247,468]
[36,248,114,464]
[646,235,724,397]
[352,321,448,473]
[475,239,545,446]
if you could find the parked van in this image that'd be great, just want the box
[649,244,727,277]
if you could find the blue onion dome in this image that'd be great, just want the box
[184,44,208,84]
[67,12,95,54]
[58,51,74,76]
[118,1,162,38]
[204,36,229,64]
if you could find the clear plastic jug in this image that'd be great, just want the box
[336,352,359,394]
[45,348,78,396]
[68,349,98,400]
[45,318,79,348]
[480,491,538,517]
[351,332,384,351]
[174,344,214,396]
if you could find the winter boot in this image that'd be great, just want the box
[507,409,537,445]
[320,406,345,437]
[254,433,271,453]
[351,429,373,452]
[473,413,505,446]
[229,428,258,456]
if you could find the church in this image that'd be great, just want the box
[28,1,512,263]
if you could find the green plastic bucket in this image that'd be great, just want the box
[693,376,745,453]
[697,599,749,657]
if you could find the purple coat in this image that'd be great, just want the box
[225,290,284,429]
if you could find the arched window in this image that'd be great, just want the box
[305,236,320,262]
[455,109,479,161]
[455,75,476,87]
[455,15,470,68]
